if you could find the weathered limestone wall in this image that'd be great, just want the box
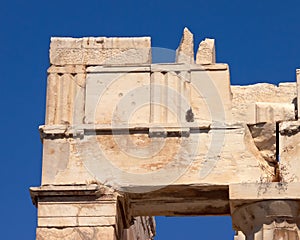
[31,28,300,240]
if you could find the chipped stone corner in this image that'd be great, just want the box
[196,38,216,65]
[176,27,194,64]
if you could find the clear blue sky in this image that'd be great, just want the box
[1,0,299,239]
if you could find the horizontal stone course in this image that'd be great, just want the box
[50,37,151,65]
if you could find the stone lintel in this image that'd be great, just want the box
[230,182,300,200]
[125,184,230,216]
[229,183,300,213]
[35,184,289,226]
[31,184,231,217]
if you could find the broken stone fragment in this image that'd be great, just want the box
[248,123,277,166]
[196,38,216,65]
[176,27,194,64]
[279,120,300,182]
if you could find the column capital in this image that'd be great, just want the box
[232,200,300,238]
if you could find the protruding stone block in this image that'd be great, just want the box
[50,37,151,65]
[248,123,277,166]
[256,102,295,123]
[196,38,216,65]
[176,27,194,64]
[231,83,297,124]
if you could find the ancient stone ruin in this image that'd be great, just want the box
[30,28,300,239]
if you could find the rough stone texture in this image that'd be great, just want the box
[248,123,277,166]
[31,31,300,240]
[176,27,194,64]
[231,83,297,124]
[50,37,151,65]
[279,120,300,182]
[196,38,216,65]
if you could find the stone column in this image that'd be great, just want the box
[232,200,300,240]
